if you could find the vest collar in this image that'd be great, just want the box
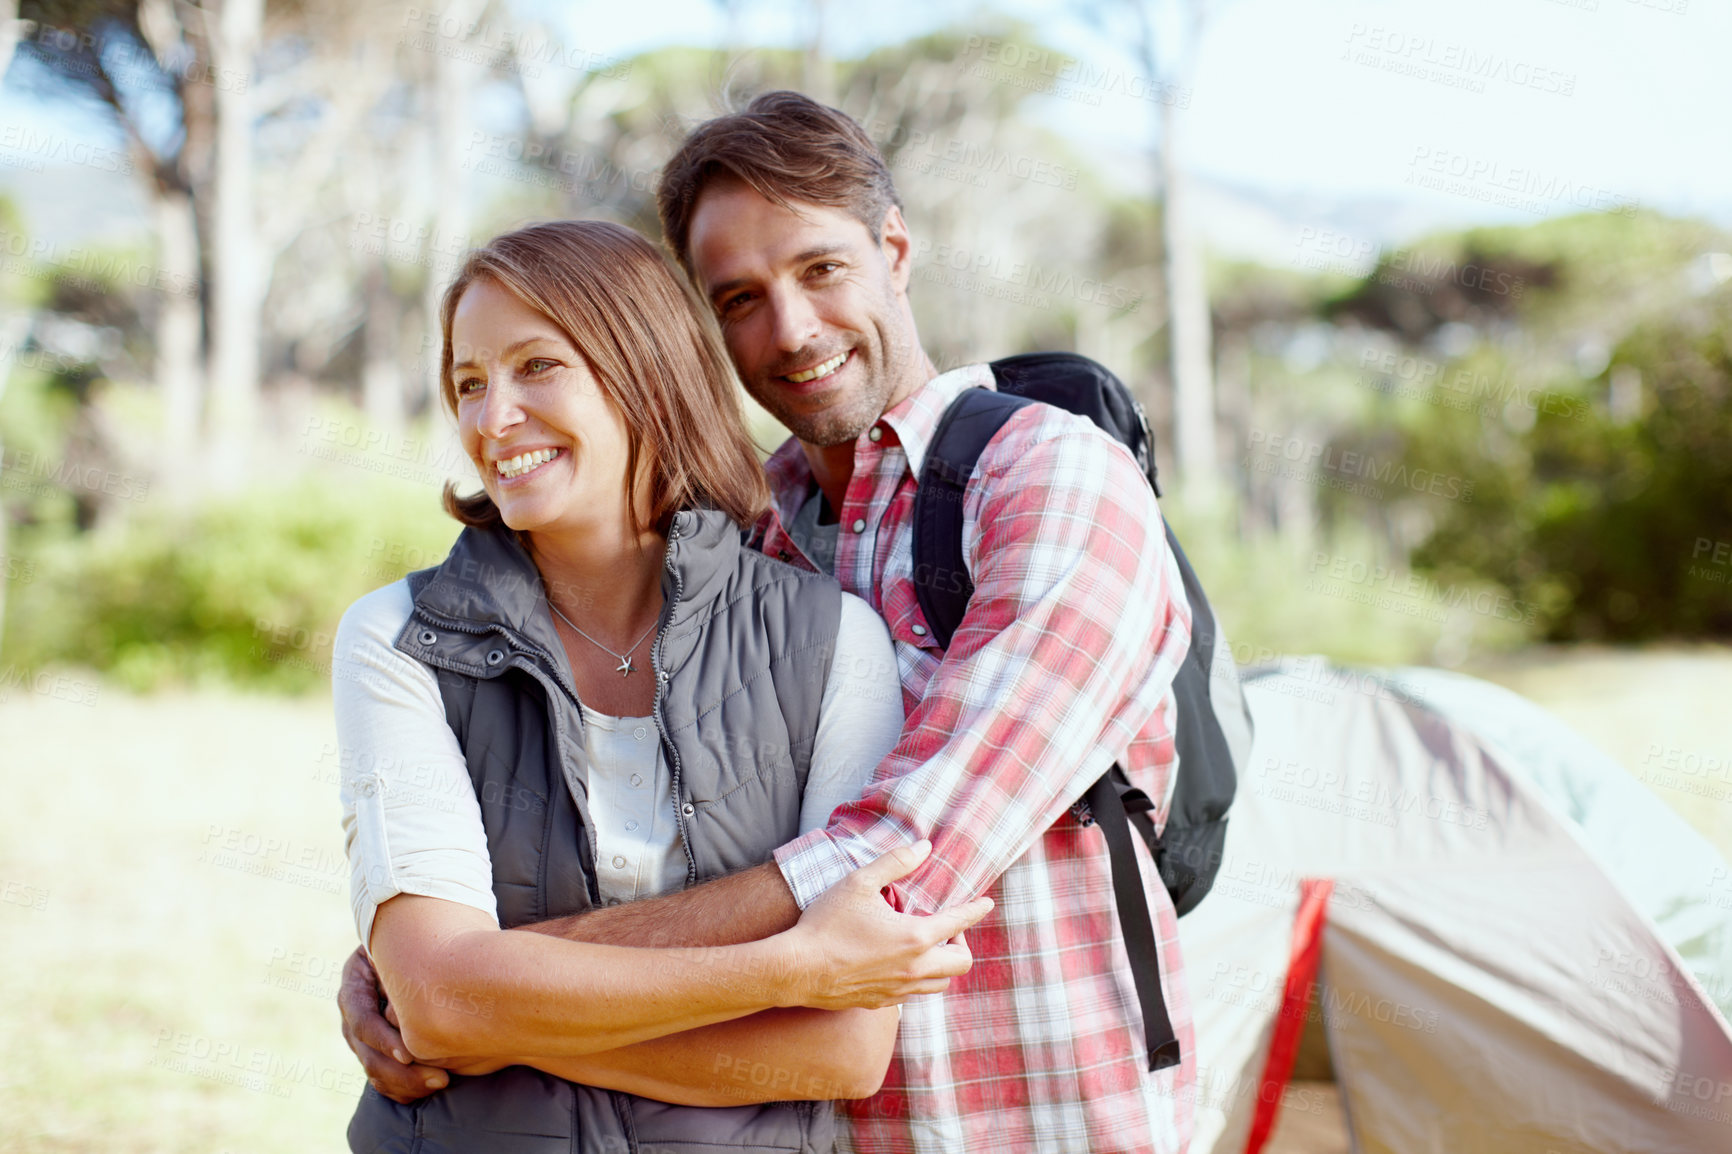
[408,507,743,659]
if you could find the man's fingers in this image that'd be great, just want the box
[369,1062,449,1104]
[345,983,412,1066]
[848,838,932,890]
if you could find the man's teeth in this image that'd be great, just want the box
[786,352,847,384]
[496,448,559,479]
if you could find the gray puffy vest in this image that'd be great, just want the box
[347,508,843,1154]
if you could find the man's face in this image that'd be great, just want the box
[686,179,927,447]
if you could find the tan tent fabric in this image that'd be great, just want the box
[1181,661,1732,1154]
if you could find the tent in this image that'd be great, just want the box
[1178,659,1732,1154]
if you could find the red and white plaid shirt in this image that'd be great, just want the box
[763,364,1196,1154]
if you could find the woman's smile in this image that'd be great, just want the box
[493,446,566,483]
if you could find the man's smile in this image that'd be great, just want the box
[781,350,852,387]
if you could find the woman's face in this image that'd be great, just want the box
[450,277,636,540]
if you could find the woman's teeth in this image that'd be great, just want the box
[786,351,848,384]
[496,448,559,479]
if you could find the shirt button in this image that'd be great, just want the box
[851,518,866,533]
[612,855,626,869]
[630,774,644,788]
[625,820,638,832]
[681,802,696,817]
[606,897,621,907]
[633,726,647,741]
[911,624,928,637]
[868,425,883,442]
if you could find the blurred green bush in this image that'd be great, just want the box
[3,477,457,692]
[1406,313,1732,641]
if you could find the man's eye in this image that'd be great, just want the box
[719,292,753,316]
[809,261,841,278]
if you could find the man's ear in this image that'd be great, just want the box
[879,206,915,294]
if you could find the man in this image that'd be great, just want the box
[341,90,1195,1152]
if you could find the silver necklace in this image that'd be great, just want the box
[548,599,659,677]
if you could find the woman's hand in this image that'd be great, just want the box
[778,840,994,1012]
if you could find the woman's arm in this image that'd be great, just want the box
[346,945,901,1104]
[439,1006,900,1105]
[372,839,987,1064]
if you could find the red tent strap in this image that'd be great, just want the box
[1244,877,1334,1154]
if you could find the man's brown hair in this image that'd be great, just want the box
[657,90,903,272]
[438,220,769,532]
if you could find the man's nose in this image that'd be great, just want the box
[767,287,822,354]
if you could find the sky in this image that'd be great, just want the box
[537,0,1732,258]
[4,0,1729,262]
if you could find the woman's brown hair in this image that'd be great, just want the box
[437,220,770,532]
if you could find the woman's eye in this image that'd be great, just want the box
[455,376,483,396]
[524,358,557,374]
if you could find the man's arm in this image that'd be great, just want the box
[369,842,979,1065]
[773,416,1191,917]
[520,860,800,947]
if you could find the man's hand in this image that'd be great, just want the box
[338,946,451,1103]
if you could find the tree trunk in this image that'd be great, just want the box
[0,309,30,657]
[801,0,832,103]
[362,262,404,431]
[206,0,263,484]
[1162,95,1217,503]
[155,188,204,493]
[0,0,24,81]
[421,0,483,414]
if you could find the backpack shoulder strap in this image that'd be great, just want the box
[910,385,1034,649]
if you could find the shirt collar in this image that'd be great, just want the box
[881,362,996,477]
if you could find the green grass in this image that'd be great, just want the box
[2,648,1726,1150]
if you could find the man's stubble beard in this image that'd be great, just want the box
[785,325,934,448]
[763,381,890,448]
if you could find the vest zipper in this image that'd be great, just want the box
[409,600,598,904]
[649,516,697,886]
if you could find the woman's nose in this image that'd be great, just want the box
[475,378,525,439]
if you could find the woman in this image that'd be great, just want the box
[335,221,989,1153]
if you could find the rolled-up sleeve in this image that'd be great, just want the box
[775,416,1191,912]
[334,582,498,953]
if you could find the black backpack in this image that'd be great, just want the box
[911,352,1254,1072]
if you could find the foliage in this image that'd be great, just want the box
[1407,308,1732,641]
[3,477,458,692]
[1312,212,1732,643]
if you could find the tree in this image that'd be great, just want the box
[18,0,208,485]
[1084,0,1226,503]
